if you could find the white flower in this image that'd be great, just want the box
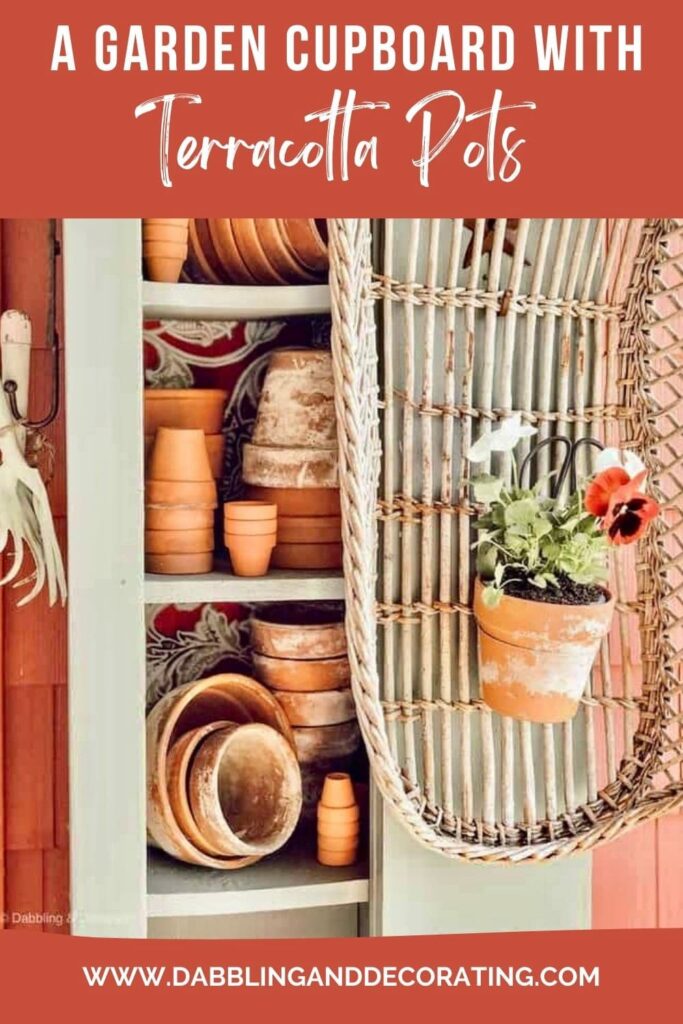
[467,414,537,463]
[594,447,646,479]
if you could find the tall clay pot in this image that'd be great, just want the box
[473,579,615,724]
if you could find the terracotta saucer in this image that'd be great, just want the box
[230,219,288,285]
[187,219,223,284]
[254,220,319,284]
[278,219,329,274]
[208,219,259,285]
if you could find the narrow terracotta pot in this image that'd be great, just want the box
[145,479,217,508]
[145,506,214,531]
[143,241,188,259]
[250,602,346,659]
[189,723,302,856]
[473,578,615,724]
[293,721,361,764]
[278,515,341,544]
[146,551,213,575]
[246,485,341,517]
[320,772,356,809]
[274,688,356,727]
[145,528,214,555]
[243,443,339,490]
[271,542,343,570]
[252,350,337,450]
[148,427,214,484]
[224,500,277,522]
[226,535,275,577]
[144,388,228,434]
[224,520,277,537]
[253,652,350,692]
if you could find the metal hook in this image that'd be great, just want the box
[519,435,604,498]
[3,220,60,430]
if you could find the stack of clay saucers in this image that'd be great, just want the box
[243,350,342,570]
[224,500,278,577]
[143,218,189,283]
[147,673,302,869]
[145,428,217,575]
[185,219,328,285]
[144,388,227,484]
[250,604,360,773]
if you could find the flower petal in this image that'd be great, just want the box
[467,434,493,462]
[585,467,630,517]
[595,447,646,479]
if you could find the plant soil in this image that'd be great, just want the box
[501,571,608,606]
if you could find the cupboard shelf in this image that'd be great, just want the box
[147,833,369,918]
[144,566,345,604]
[142,281,331,321]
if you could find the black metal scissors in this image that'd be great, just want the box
[519,436,604,497]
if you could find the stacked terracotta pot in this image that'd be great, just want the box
[245,350,342,570]
[143,218,189,283]
[224,501,278,577]
[185,219,328,285]
[147,673,302,868]
[250,604,361,816]
[317,773,360,867]
[144,388,227,483]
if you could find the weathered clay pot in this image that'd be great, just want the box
[189,723,302,856]
[246,485,341,517]
[144,527,214,555]
[274,689,355,727]
[271,542,343,570]
[252,350,337,450]
[226,534,275,577]
[278,219,329,274]
[320,772,356,808]
[224,500,277,522]
[243,443,339,489]
[145,506,214,531]
[145,479,217,508]
[255,220,319,284]
[144,389,228,435]
[146,674,293,868]
[293,721,361,764]
[250,602,346,659]
[147,428,214,483]
[473,579,615,724]
[253,652,351,692]
[145,551,213,575]
[278,515,341,544]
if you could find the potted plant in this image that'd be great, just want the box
[469,418,660,723]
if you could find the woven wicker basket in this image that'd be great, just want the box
[329,218,683,861]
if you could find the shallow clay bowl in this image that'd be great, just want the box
[224,500,277,522]
[144,388,228,434]
[166,720,257,864]
[251,602,346,659]
[145,551,214,575]
[278,219,329,275]
[293,721,361,765]
[255,220,319,283]
[187,219,223,284]
[274,688,355,727]
[271,542,343,570]
[207,219,258,284]
[230,219,288,285]
[242,443,338,490]
[253,652,351,692]
[147,675,294,866]
[145,527,214,555]
[277,516,342,545]
[189,723,302,856]
[145,479,217,507]
[246,485,341,518]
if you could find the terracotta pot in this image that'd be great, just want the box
[243,443,339,490]
[224,520,277,537]
[147,427,214,484]
[254,220,319,283]
[143,225,189,244]
[278,219,329,274]
[252,350,337,450]
[317,819,360,840]
[318,848,358,867]
[316,834,359,853]
[189,723,302,856]
[253,652,351,692]
[144,218,190,229]
[146,433,224,480]
[247,485,341,517]
[143,241,188,259]
[207,219,258,284]
[277,516,342,544]
[144,256,186,284]
[473,579,615,724]
[224,500,277,522]
[147,673,293,867]
[166,720,246,859]
[188,219,224,284]
[320,772,356,809]
[145,506,214,531]
[318,803,359,825]
[250,602,346,659]
[271,542,343,570]
[145,528,214,555]
[226,535,275,577]
[145,479,217,508]
[274,689,356,727]
[293,721,361,764]
[146,551,213,575]
[230,219,288,285]
[144,388,228,434]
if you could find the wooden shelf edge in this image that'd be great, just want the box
[144,567,346,604]
[142,281,331,321]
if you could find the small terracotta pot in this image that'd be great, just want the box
[252,350,337,450]
[145,507,214,531]
[148,427,214,484]
[278,219,329,274]
[224,521,277,538]
[146,551,213,575]
[253,652,351,692]
[320,772,356,809]
[145,479,217,508]
[318,803,359,825]
[189,723,302,856]
[246,485,341,518]
[224,500,277,522]
[145,256,186,284]
[277,515,341,544]
[145,528,214,555]
[143,225,189,244]
[144,388,228,434]
[293,721,361,764]
[473,579,615,724]
[143,241,188,259]
[317,819,360,840]
[271,542,343,570]
[318,848,358,867]
[274,689,356,727]
[144,218,190,229]
[250,603,346,659]
[226,535,275,577]
[317,835,359,853]
[243,444,339,490]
